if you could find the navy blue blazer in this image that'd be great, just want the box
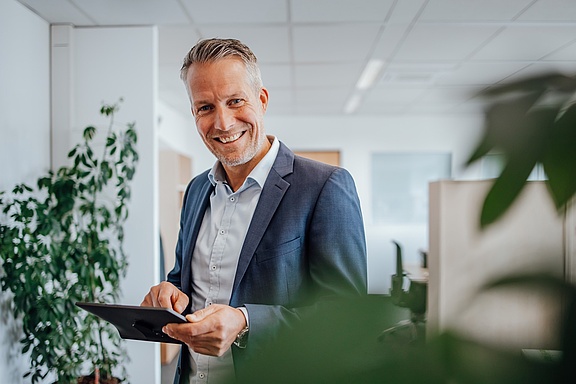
[168,142,367,382]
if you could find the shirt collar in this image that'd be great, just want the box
[208,136,280,189]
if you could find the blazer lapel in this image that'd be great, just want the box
[231,142,294,295]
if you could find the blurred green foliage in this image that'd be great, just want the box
[235,296,559,384]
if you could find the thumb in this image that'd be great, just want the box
[187,305,218,322]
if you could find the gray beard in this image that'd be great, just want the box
[216,141,260,167]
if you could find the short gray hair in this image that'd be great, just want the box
[180,38,263,92]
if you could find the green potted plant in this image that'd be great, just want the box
[0,100,138,383]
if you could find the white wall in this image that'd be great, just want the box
[0,1,51,382]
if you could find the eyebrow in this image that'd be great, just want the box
[193,92,248,107]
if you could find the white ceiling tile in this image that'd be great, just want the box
[394,24,501,61]
[364,86,429,104]
[372,24,413,60]
[260,64,293,88]
[435,62,531,85]
[387,0,428,23]
[18,0,94,24]
[473,26,576,60]
[294,88,350,114]
[198,25,291,63]
[544,39,576,61]
[72,0,189,25]
[181,0,288,23]
[420,0,535,21]
[294,63,363,87]
[516,0,576,21]
[418,86,482,104]
[292,24,381,63]
[291,0,394,23]
[295,88,350,104]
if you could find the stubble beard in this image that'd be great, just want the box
[215,132,263,167]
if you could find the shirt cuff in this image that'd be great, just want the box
[238,306,249,328]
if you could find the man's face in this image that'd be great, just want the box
[186,57,269,168]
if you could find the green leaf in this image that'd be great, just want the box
[542,103,576,209]
[83,126,96,141]
[480,154,537,228]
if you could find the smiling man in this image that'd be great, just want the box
[142,38,367,384]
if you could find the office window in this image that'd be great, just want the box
[372,153,452,224]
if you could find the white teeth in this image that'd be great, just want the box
[219,132,242,143]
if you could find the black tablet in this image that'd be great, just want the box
[76,302,188,344]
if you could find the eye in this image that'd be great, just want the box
[196,105,213,114]
[229,98,243,106]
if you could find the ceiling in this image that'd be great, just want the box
[17,0,576,117]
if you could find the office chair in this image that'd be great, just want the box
[378,241,428,344]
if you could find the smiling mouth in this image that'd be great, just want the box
[217,131,244,144]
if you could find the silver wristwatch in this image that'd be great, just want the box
[233,326,249,348]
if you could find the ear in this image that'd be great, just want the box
[259,87,269,113]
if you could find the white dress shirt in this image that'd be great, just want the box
[188,137,279,384]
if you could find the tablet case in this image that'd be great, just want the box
[76,302,187,344]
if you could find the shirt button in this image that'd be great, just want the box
[211,265,217,271]
[230,196,235,202]
[219,229,225,235]
[198,373,206,379]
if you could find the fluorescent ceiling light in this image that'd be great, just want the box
[344,93,362,114]
[356,59,385,90]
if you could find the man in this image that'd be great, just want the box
[141,38,367,384]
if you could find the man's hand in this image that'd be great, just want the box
[140,281,189,314]
[162,304,247,357]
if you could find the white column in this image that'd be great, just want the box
[50,24,75,170]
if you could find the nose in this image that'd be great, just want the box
[214,106,234,131]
